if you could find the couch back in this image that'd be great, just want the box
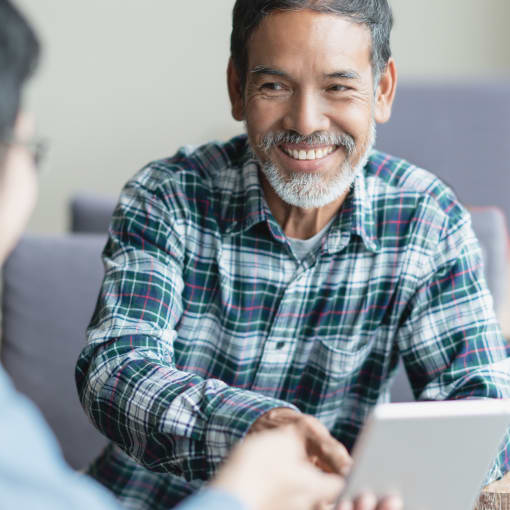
[1,83,508,468]
[71,82,510,226]
[1,234,108,469]
[377,81,510,224]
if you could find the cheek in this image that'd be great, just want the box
[0,151,38,261]
[331,101,373,141]
[245,98,286,139]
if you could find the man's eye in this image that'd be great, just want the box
[261,82,285,92]
[329,85,349,92]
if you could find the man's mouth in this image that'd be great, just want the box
[279,145,337,161]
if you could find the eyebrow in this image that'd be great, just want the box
[250,65,290,79]
[324,70,361,80]
[249,65,361,81]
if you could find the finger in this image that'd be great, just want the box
[353,493,377,510]
[337,500,354,510]
[305,469,344,506]
[376,495,403,510]
[297,415,351,474]
[313,502,335,510]
[309,454,320,467]
[315,438,352,475]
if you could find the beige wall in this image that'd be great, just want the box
[391,0,510,79]
[16,0,510,233]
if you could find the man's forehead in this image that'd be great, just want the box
[246,9,372,75]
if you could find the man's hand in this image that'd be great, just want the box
[212,426,403,510]
[211,427,344,510]
[248,407,352,476]
[247,409,403,510]
[337,494,403,510]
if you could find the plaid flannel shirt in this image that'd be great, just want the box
[76,135,510,509]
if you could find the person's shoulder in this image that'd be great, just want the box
[366,150,468,239]
[134,135,248,191]
[120,135,248,218]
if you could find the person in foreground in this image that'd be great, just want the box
[75,0,510,508]
[0,1,357,509]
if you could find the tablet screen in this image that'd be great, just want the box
[337,400,510,510]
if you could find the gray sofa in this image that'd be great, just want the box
[1,234,108,469]
[377,82,510,225]
[1,82,509,470]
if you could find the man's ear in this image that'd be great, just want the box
[227,58,245,121]
[374,58,397,124]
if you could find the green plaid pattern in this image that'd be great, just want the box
[76,135,510,509]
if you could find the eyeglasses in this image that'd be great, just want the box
[0,136,49,172]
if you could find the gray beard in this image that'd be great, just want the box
[258,121,376,210]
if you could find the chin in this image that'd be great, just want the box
[261,159,359,210]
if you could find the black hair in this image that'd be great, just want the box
[231,0,393,89]
[0,0,40,142]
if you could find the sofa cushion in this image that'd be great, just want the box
[470,207,509,315]
[70,193,116,234]
[1,234,108,469]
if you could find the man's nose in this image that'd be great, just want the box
[282,91,329,136]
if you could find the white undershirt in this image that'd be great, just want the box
[288,216,336,261]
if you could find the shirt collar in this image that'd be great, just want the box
[221,149,270,237]
[326,166,380,255]
[222,143,380,254]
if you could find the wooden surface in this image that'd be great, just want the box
[475,476,510,510]
[475,492,510,510]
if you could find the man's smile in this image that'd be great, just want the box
[279,144,337,161]
[272,143,342,173]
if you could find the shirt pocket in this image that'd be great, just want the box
[294,337,372,412]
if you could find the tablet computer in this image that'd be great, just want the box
[337,400,510,510]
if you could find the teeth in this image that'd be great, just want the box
[283,146,335,161]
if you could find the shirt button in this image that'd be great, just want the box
[276,341,286,350]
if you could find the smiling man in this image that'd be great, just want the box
[232,9,386,238]
[76,1,510,509]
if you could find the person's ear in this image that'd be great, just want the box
[227,58,245,121]
[374,58,397,124]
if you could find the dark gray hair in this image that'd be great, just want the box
[0,0,40,144]
[231,0,393,88]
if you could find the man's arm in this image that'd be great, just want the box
[75,171,303,481]
[395,207,510,487]
[178,428,401,510]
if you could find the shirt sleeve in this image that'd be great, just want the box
[0,367,122,510]
[173,488,249,510]
[396,206,510,484]
[76,168,298,481]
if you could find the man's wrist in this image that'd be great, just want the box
[247,407,302,434]
[205,388,299,471]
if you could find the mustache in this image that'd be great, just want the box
[258,130,356,156]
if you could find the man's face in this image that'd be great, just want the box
[229,9,390,209]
